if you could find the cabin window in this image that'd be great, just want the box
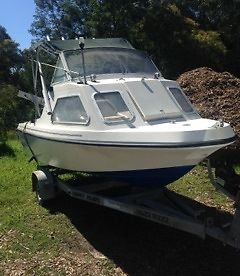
[65,48,159,76]
[94,92,133,122]
[51,57,68,84]
[52,96,89,124]
[169,87,194,113]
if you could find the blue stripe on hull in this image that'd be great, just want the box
[95,166,194,188]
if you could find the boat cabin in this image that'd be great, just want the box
[30,38,200,128]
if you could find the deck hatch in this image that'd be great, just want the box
[125,80,182,121]
[94,92,133,122]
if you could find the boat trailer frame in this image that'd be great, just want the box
[32,162,240,250]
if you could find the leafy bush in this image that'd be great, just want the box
[0,84,18,143]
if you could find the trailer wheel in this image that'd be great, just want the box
[32,169,57,206]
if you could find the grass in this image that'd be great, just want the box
[169,166,234,211]
[0,138,75,274]
[0,135,239,275]
[0,137,112,275]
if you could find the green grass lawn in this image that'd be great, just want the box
[0,136,238,275]
[0,137,78,274]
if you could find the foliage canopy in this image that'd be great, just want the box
[0,26,32,143]
[30,0,239,78]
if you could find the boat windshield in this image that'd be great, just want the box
[64,48,159,77]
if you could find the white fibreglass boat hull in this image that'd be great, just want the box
[17,130,232,172]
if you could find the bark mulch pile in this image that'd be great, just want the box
[177,67,240,150]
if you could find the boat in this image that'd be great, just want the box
[17,38,236,187]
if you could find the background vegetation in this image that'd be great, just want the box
[1,0,240,142]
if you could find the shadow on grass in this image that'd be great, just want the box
[46,190,239,276]
[0,143,15,157]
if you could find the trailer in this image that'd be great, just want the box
[31,159,240,250]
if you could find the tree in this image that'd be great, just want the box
[31,0,90,39]
[0,26,27,143]
[87,1,226,77]
[30,1,229,77]
[0,85,18,142]
[0,26,22,84]
[172,0,240,75]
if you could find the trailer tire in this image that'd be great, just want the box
[32,169,57,206]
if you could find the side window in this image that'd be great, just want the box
[94,92,133,122]
[51,57,68,84]
[169,87,194,113]
[52,96,89,124]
